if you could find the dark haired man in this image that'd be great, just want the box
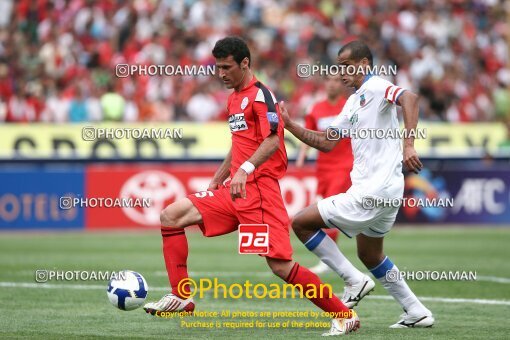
[144,37,360,336]
[280,40,435,329]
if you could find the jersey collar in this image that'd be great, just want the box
[363,73,373,84]
[356,74,373,93]
[237,75,258,92]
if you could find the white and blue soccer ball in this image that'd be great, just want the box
[107,270,149,311]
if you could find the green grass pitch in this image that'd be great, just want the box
[0,227,509,339]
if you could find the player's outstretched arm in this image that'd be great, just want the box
[209,148,232,190]
[398,91,423,174]
[279,101,338,152]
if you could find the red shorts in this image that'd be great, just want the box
[187,176,293,261]
[317,168,352,198]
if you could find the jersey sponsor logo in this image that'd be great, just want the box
[241,97,249,110]
[228,113,248,132]
[238,224,269,254]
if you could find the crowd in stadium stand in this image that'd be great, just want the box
[0,0,509,123]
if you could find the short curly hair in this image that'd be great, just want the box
[212,36,251,67]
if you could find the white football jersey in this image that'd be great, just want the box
[329,75,406,200]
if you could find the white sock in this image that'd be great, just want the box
[370,256,430,315]
[304,230,365,285]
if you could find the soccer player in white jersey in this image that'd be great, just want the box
[280,41,434,332]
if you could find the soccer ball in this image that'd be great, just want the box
[107,270,149,311]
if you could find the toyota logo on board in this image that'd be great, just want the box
[119,171,186,225]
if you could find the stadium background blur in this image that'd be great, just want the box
[1,1,509,339]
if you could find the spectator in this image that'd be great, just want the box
[41,83,69,122]
[0,0,508,123]
[69,87,88,122]
[100,83,125,121]
[86,87,103,122]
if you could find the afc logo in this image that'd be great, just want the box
[238,224,269,254]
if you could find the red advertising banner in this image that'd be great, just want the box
[85,164,318,229]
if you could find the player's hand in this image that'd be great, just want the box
[230,169,247,200]
[403,145,423,174]
[279,101,291,126]
[208,180,220,191]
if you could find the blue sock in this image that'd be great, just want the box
[369,256,428,314]
[304,229,364,285]
[304,230,327,251]
[369,256,394,279]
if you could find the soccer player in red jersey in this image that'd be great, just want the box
[296,74,354,274]
[144,37,359,335]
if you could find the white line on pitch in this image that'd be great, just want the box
[476,276,510,284]
[1,281,509,306]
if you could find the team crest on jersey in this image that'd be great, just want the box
[360,94,366,107]
[229,113,248,132]
[241,97,249,110]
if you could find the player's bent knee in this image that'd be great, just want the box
[290,218,299,231]
[291,216,305,232]
[160,201,187,228]
[291,205,324,233]
[161,198,202,228]
[160,206,176,227]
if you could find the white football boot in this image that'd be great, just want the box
[144,293,195,316]
[341,274,376,308]
[390,310,434,328]
[322,310,360,336]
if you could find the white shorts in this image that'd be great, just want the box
[317,192,399,238]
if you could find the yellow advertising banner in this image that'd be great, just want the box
[0,122,507,160]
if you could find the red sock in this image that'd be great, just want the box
[324,228,340,242]
[285,262,349,313]
[161,227,190,299]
